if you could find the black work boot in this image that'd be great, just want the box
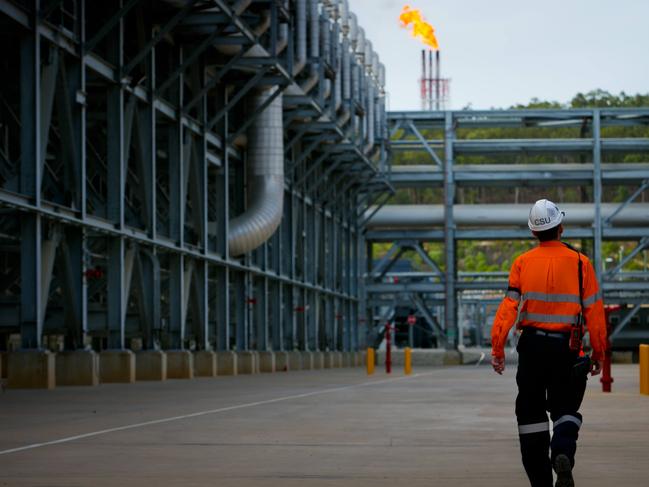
[553,454,574,487]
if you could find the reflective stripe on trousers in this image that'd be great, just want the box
[518,421,549,435]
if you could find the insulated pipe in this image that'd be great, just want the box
[364,82,375,153]
[331,14,339,70]
[320,15,332,101]
[301,0,320,93]
[342,37,351,100]
[351,60,360,100]
[321,16,331,65]
[356,26,365,58]
[228,89,284,256]
[334,36,342,110]
[379,62,386,89]
[349,12,358,49]
[293,0,308,75]
[309,0,320,59]
[365,204,649,229]
[364,40,373,70]
[340,0,349,35]
[375,94,383,141]
[372,52,379,80]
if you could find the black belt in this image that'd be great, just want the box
[523,328,570,340]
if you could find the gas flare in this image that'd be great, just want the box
[399,5,439,50]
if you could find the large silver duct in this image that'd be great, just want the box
[366,204,649,229]
[228,89,284,256]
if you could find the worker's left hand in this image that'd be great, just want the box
[590,359,602,376]
[492,356,505,375]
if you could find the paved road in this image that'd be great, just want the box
[0,364,647,486]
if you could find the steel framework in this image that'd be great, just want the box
[365,109,649,348]
[0,0,392,355]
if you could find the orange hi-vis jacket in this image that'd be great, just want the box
[491,241,607,362]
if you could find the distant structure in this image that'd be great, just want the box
[420,49,450,110]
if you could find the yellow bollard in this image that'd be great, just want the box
[404,347,412,375]
[640,344,649,395]
[366,348,375,375]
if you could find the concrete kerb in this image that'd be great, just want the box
[7,350,56,389]
[275,351,289,372]
[258,351,275,373]
[166,351,194,379]
[135,351,167,381]
[193,351,218,377]
[56,350,100,386]
[100,350,135,383]
[216,351,237,376]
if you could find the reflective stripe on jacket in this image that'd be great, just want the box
[491,241,607,361]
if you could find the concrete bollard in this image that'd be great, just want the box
[275,351,289,372]
[354,351,363,367]
[301,351,314,370]
[323,351,334,369]
[57,350,100,386]
[288,351,303,371]
[166,351,194,379]
[258,351,275,373]
[334,351,344,368]
[193,351,218,377]
[236,351,257,374]
[8,350,56,389]
[136,351,167,381]
[640,344,649,395]
[100,350,135,383]
[312,351,325,369]
[216,351,237,375]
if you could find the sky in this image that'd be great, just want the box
[349,0,649,111]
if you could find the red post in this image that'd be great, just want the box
[385,322,392,374]
[601,305,619,393]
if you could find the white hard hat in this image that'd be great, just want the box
[528,199,564,231]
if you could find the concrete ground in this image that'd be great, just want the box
[0,364,647,486]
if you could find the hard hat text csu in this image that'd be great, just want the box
[534,218,552,225]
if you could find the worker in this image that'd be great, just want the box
[491,199,606,487]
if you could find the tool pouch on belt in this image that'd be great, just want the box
[569,313,584,352]
[566,243,585,352]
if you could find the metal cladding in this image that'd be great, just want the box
[229,89,284,257]
[366,204,649,229]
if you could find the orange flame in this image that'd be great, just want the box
[399,5,439,50]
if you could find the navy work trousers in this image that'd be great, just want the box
[515,330,588,487]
